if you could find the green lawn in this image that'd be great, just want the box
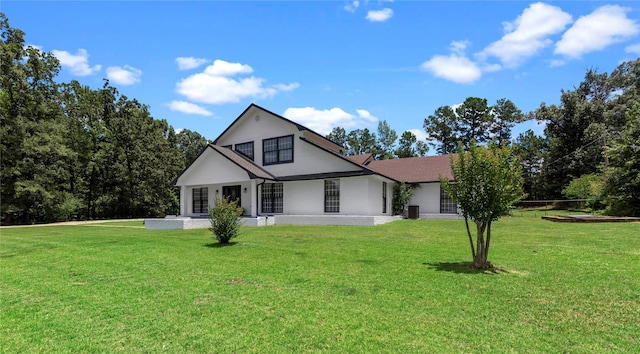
[1,218,639,353]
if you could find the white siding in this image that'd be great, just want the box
[409,182,441,214]
[282,180,324,215]
[276,176,393,216]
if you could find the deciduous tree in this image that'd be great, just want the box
[176,128,209,167]
[512,129,546,200]
[440,142,525,269]
[605,103,640,216]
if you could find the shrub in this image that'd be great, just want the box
[208,196,243,244]
[392,182,418,216]
[562,174,605,211]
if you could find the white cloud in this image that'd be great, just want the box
[176,57,208,70]
[421,53,482,84]
[51,48,102,76]
[366,8,393,22]
[355,109,378,123]
[555,5,639,59]
[408,129,428,142]
[273,83,300,91]
[176,59,298,104]
[167,100,213,116]
[450,40,470,55]
[344,0,360,13]
[106,65,142,85]
[479,2,572,68]
[549,59,566,67]
[626,43,640,54]
[203,59,253,76]
[283,107,378,135]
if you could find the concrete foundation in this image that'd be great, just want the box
[144,213,460,229]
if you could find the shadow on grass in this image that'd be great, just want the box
[424,261,508,275]
[204,242,239,248]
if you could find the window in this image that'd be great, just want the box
[382,182,387,213]
[192,187,208,214]
[261,183,283,213]
[263,135,293,165]
[324,179,340,213]
[234,141,254,160]
[440,186,457,214]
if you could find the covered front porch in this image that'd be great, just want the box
[179,180,263,218]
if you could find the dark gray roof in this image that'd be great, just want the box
[209,144,275,180]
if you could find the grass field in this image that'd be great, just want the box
[1,217,639,352]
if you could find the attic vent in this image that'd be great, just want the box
[255,115,260,121]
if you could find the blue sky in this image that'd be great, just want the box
[3,1,639,146]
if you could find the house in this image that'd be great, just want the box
[145,104,457,229]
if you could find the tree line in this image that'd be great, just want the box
[1,14,209,224]
[326,97,524,160]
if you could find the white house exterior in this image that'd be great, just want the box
[146,104,456,229]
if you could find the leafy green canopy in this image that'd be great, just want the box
[443,143,525,223]
[606,103,640,216]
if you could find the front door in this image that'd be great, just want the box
[222,185,242,208]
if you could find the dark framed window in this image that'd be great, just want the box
[382,182,387,213]
[440,186,457,214]
[261,183,283,213]
[263,135,293,165]
[234,141,254,160]
[324,179,340,213]
[192,187,208,214]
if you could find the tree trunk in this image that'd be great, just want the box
[473,222,489,269]
[464,217,476,259]
[485,221,492,262]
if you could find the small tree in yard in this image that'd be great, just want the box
[208,196,243,244]
[440,142,525,269]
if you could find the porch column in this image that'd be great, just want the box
[250,179,257,217]
[180,185,187,216]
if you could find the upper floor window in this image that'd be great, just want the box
[235,141,254,160]
[263,135,293,165]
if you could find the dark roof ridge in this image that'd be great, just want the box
[209,144,275,180]
[299,137,399,182]
[213,103,342,151]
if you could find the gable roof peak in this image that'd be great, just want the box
[213,103,343,153]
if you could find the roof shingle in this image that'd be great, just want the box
[364,154,455,183]
[209,144,275,180]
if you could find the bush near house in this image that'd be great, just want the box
[208,196,243,244]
